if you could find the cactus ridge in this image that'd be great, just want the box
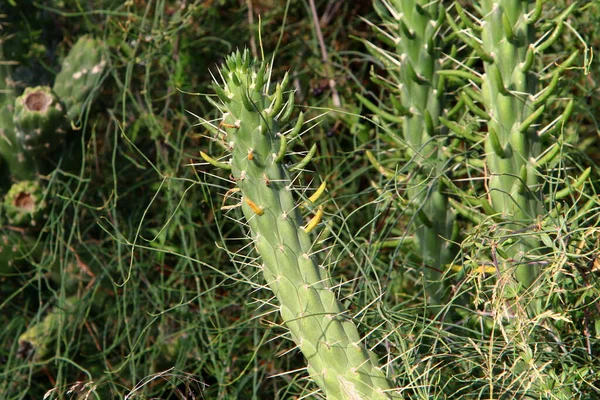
[202,50,399,399]
[53,35,106,122]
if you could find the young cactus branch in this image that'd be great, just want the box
[200,50,399,400]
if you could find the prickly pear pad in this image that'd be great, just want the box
[202,50,399,399]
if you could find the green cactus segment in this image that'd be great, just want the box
[3,180,46,226]
[206,50,398,399]
[53,35,106,122]
[371,0,454,296]
[479,1,542,287]
[13,86,68,154]
[17,296,76,361]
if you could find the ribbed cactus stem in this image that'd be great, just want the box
[203,50,399,400]
[372,0,455,300]
[480,0,542,287]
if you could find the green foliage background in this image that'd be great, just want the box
[0,0,599,399]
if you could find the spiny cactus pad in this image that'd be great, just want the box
[53,35,106,122]
[201,50,399,399]
[3,180,46,227]
[13,86,68,155]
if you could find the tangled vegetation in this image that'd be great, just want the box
[1,1,599,399]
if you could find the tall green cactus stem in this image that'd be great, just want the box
[478,1,547,287]
[202,51,399,400]
[13,86,68,154]
[53,35,106,123]
[367,0,455,300]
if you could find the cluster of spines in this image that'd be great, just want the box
[200,50,399,399]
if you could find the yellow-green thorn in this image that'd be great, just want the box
[278,91,295,123]
[302,206,323,233]
[462,91,490,121]
[356,93,405,123]
[554,167,591,200]
[519,105,545,133]
[436,69,483,85]
[305,181,327,206]
[275,134,287,163]
[267,83,283,117]
[536,22,564,53]
[288,112,304,142]
[533,74,559,107]
[489,66,509,96]
[200,151,232,170]
[536,142,561,167]
[488,127,507,158]
[291,143,317,171]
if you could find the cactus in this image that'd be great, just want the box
[200,50,399,399]
[17,296,76,361]
[53,35,106,123]
[3,180,46,226]
[360,0,455,301]
[448,1,578,289]
[13,86,68,154]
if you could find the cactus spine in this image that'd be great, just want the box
[202,50,399,399]
[365,0,455,300]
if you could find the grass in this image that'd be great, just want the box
[1,0,599,399]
